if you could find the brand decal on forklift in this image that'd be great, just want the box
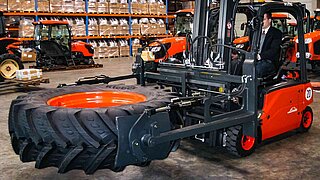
[305,87,313,101]
[287,107,298,114]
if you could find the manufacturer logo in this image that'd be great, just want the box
[287,107,298,114]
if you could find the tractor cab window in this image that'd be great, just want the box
[175,13,193,35]
[34,25,49,41]
[50,25,70,48]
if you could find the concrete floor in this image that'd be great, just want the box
[0,57,320,179]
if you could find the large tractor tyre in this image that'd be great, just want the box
[298,106,313,133]
[9,84,177,174]
[0,54,24,81]
[225,125,256,157]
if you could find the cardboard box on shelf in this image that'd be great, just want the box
[99,24,111,36]
[97,2,109,13]
[158,24,166,34]
[141,24,151,35]
[88,2,97,13]
[148,3,157,15]
[119,3,128,14]
[37,0,49,12]
[62,0,74,12]
[8,0,21,11]
[50,0,62,12]
[131,3,140,14]
[21,49,37,62]
[140,4,148,14]
[118,24,129,35]
[182,1,195,9]
[74,0,85,13]
[106,46,119,57]
[0,0,7,11]
[21,0,35,11]
[158,4,166,15]
[119,45,130,57]
[109,25,119,35]
[109,3,119,14]
[19,18,34,37]
[131,24,140,35]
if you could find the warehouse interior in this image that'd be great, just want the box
[0,0,320,179]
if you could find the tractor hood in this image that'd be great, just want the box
[294,31,320,44]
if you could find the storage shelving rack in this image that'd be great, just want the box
[3,0,174,56]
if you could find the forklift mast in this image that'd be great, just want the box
[192,0,239,71]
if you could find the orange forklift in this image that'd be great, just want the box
[9,0,314,174]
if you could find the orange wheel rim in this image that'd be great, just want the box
[241,135,255,151]
[303,111,312,128]
[47,91,147,108]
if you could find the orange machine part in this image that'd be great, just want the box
[260,83,313,140]
[233,36,249,44]
[71,41,94,57]
[47,91,147,108]
[150,37,187,63]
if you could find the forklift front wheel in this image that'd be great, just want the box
[299,106,313,132]
[226,125,256,157]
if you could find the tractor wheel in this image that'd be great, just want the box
[225,125,256,157]
[0,54,24,81]
[298,106,313,132]
[9,84,177,174]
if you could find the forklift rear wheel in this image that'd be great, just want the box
[299,106,313,132]
[0,54,24,80]
[225,125,256,157]
[9,84,177,174]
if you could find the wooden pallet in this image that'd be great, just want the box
[0,78,49,92]
[29,64,103,72]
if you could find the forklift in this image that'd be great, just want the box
[9,0,314,174]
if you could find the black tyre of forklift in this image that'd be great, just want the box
[225,125,257,157]
[9,84,177,174]
[0,54,24,81]
[298,106,313,132]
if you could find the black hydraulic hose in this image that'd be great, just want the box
[190,35,214,64]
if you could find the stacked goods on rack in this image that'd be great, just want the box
[140,18,150,35]
[140,18,166,35]
[38,0,50,12]
[182,1,195,9]
[0,0,7,11]
[131,18,140,35]
[119,39,129,56]
[109,18,119,35]
[148,0,158,15]
[88,0,97,13]
[97,0,109,13]
[74,0,85,12]
[88,18,99,36]
[132,38,142,56]
[19,18,34,37]
[99,18,109,36]
[119,0,128,14]
[8,0,21,11]
[118,18,129,35]
[50,0,62,12]
[140,0,149,14]
[74,18,86,36]
[89,41,100,58]
[62,0,74,12]
[130,0,140,14]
